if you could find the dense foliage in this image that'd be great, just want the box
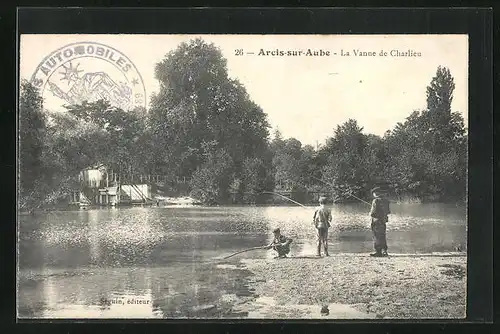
[18,39,466,208]
[19,80,46,209]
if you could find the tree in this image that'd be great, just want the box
[64,100,151,174]
[189,144,234,204]
[422,66,466,199]
[19,80,46,207]
[321,119,368,200]
[426,66,455,115]
[363,134,387,187]
[421,66,459,154]
[240,156,274,204]
[150,38,271,200]
[271,137,304,189]
[381,66,466,201]
[299,144,318,183]
[38,111,108,204]
[44,111,108,174]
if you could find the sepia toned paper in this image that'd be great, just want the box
[18,34,468,319]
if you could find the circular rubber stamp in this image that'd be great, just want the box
[30,41,146,111]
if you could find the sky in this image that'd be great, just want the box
[20,34,468,146]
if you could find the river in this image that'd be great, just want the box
[17,203,466,319]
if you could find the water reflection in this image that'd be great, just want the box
[19,267,160,318]
[18,204,466,318]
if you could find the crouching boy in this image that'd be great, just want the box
[266,228,293,258]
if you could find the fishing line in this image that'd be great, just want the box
[310,176,371,206]
[221,246,267,259]
[205,191,309,262]
[260,191,309,208]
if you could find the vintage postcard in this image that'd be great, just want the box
[17,34,468,319]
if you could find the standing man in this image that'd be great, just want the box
[369,187,391,257]
[313,196,332,257]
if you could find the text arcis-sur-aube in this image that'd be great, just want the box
[251,48,422,57]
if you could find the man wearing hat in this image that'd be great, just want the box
[369,187,391,257]
[313,196,332,257]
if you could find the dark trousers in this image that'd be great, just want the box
[371,218,387,253]
[316,227,329,255]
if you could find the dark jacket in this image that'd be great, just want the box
[370,197,391,223]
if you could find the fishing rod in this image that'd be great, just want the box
[260,191,308,208]
[310,176,371,206]
[223,189,367,261]
[222,246,268,259]
[218,191,306,261]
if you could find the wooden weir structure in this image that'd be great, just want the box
[73,167,188,207]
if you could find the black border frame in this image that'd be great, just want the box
[4,6,494,333]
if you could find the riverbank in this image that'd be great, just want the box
[18,190,466,212]
[155,195,202,206]
[233,253,466,319]
[17,252,467,319]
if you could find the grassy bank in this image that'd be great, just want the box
[237,253,466,319]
